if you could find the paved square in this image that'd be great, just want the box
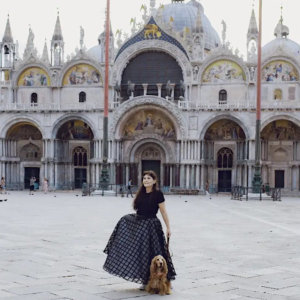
[0,191,300,299]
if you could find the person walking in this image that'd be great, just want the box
[206,180,211,199]
[29,176,35,195]
[0,177,6,194]
[103,170,176,290]
[126,179,133,198]
[43,178,49,194]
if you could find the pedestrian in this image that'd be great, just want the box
[206,180,211,199]
[126,178,133,198]
[29,176,35,195]
[43,178,49,194]
[103,170,176,290]
[0,177,6,194]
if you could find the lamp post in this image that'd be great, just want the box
[99,0,110,189]
[252,0,262,193]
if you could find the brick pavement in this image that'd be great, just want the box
[0,191,300,299]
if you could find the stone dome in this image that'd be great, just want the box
[263,38,300,58]
[87,44,102,62]
[160,0,220,50]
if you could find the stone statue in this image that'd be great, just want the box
[80,26,85,49]
[127,80,135,97]
[221,20,226,44]
[130,18,137,34]
[179,80,185,97]
[166,80,172,97]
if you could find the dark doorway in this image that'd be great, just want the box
[142,160,161,185]
[218,170,232,192]
[75,168,87,189]
[24,167,40,189]
[275,170,284,188]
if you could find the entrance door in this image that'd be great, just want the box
[75,168,87,189]
[24,167,40,189]
[218,170,232,192]
[275,170,284,188]
[142,160,161,184]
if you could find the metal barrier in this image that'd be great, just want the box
[231,186,281,201]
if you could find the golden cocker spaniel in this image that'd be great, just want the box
[145,255,171,295]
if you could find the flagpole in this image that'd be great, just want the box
[100,0,110,189]
[252,0,262,193]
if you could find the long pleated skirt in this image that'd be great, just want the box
[103,213,176,284]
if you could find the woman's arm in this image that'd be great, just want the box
[159,202,171,238]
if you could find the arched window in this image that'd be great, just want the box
[219,89,227,104]
[4,45,10,55]
[31,93,38,106]
[217,148,233,168]
[274,89,282,100]
[73,147,88,166]
[79,91,86,102]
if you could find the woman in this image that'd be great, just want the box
[43,178,49,194]
[103,170,176,289]
[0,177,5,194]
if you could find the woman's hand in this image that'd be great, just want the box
[166,228,171,238]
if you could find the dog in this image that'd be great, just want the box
[145,255,171,295]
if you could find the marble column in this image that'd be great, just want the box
[142,84,148,96]
[156,84,163,97]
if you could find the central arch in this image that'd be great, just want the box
[120,50,184,100]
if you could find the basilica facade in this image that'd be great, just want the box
[0,0,300,195]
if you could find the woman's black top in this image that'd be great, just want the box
[136,190,165,217]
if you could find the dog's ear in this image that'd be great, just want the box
[163,258,168,274]
[150,257,156,274]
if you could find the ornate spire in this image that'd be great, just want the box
[52,11,63,41]
[23,26,37,60]
[247,8,258,37]
[194,6,204,34]
[41,39,50,64]
[2,15,13,43]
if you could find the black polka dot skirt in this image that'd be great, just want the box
[103,213,176,284]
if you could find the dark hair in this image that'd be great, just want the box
[133,170,159,210]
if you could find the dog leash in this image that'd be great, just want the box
[166,235,173,257]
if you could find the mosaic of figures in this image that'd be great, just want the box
[202,60,245,83]
[7,124,42,140]
[205,120,246,140]
[261,120,300,140]
[57,120,94,140]
[123,110,176,139]
[262,60,298,82]
[63,64,102,86]
[18,67,50,86]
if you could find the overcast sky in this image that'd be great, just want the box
[0,0,299,59]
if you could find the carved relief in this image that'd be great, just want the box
[205,120,246,140]
[122,109,176,140]
[63,64,102,86]
[261,120,300,140]
[262,60,298,82]
[110,97,186,139]
[202,60,245,83]
[18,67,50,86]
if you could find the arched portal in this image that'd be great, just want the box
[261,119,300,190]
[116,107,177,188]
[56,120,94,189]
[6,122,43,189]
[204,119,246,191]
